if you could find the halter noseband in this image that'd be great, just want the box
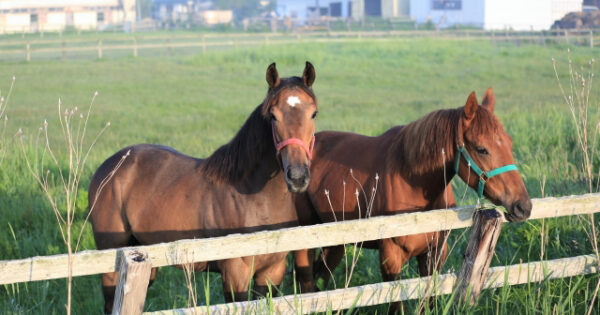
[272,124,315,160]
[454,144,518,199]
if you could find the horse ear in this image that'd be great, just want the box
[266,63,280,89]
[303,61,315,87]
[481,87,495,112]
[463,91,478,127]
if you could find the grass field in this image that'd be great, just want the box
[1,35,599,314]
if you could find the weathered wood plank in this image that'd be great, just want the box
[112,250,153,315]
[454,208,503,304]
[145,254,599,315]
[1,193,599,285]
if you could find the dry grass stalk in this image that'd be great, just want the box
[17,92,125,315]
[182,250,199,314]
[322,169,379,315]
[0,76,16,166]
[553,51,600,315]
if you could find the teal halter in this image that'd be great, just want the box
[454,145,518,199]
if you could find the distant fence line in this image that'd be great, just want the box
[0,29,596,62]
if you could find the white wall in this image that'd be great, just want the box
[46,12,67,31]
[73,12,97,29]
[410,0,485,28]
[485,0,551,30]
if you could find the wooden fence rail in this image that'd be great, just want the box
[146,254,599,314]
[0,29,597,61]
[1,193,599,286]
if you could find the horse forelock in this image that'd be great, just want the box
[465,107,504,142]
[261,77,317,116]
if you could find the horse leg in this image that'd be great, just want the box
[313,245,345,290]
[294,248,316,292]
[378,238,409,315]
[92,209,136,313]
[220,258,252,302]
[253,256,287,298]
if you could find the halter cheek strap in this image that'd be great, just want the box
[272,124,315,160]
[454,145,518,199]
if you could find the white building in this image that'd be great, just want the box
[410,0,582,30]
[0,0,136,33]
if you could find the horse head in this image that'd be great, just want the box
[456,88,532,222]
[263,62,317,193]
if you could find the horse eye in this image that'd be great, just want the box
[475,146,489,155]
[270,113,277,121]
[311,111,318,119]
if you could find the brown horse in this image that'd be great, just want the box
[89,62,318,314]
[293,88,532,311]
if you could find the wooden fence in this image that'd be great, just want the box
[1,193,599,313]
[0,29,597,62]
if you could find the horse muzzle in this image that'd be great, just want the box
[503,197,532,222]
[284,164,310,193]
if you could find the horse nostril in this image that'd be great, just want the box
[287,166,305,181]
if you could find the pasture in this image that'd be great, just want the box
[0,34,598,314]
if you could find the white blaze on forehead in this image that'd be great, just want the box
[286,96,301,107]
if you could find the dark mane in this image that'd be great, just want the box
[201,77,316,183]
[390,106,501,176]
[200,104,272,183]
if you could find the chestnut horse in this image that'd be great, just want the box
[294,88,532,311]
[89,62,318,314]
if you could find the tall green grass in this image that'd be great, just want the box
[0,38,599,313]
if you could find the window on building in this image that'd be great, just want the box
[432,0,462,10]
[98,12,105,22]
[330,2,342,17]
[364,0,381,16]
[30,14,38,23]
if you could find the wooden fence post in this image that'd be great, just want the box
[112,249,152,315]
[97,40,103,59]
[61,41,66,61]
[25,42,30,62]
[454,208,502,305]
[133,37,138,57]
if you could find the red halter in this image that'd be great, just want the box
[272,124,315,160]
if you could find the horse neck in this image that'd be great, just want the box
[385,108,462,199]
[201,104,280,186]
